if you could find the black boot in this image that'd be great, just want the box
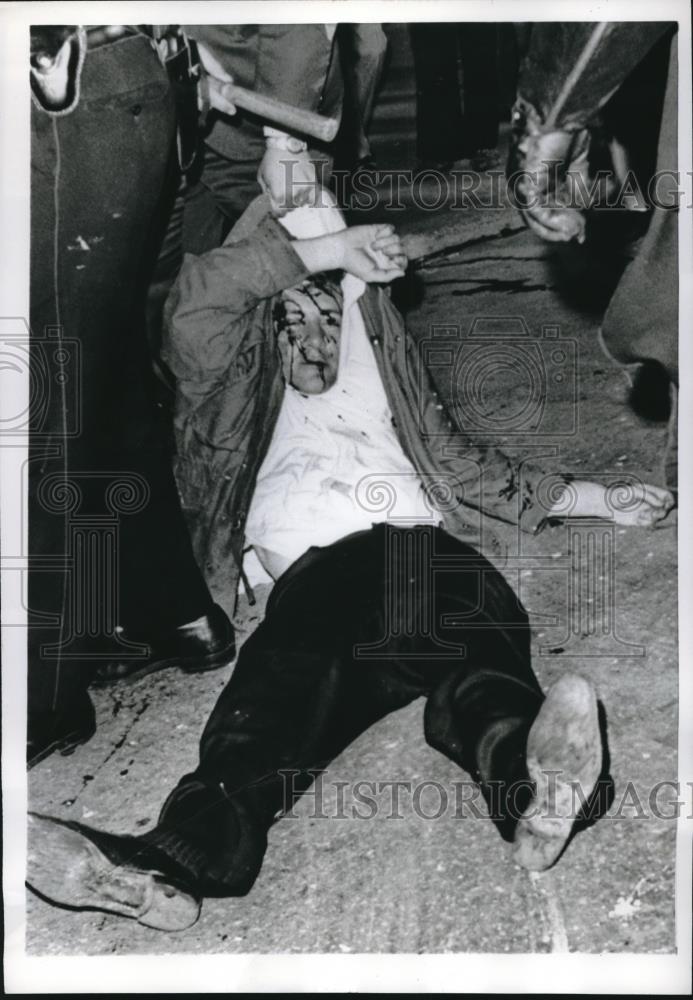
[91,604,236,686]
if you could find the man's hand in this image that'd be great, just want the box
[258,147,318,216]
[507,99,591,243]
[291,224,407,284]
[335,225,407,284]
[195,40,238,117]
[553,479,674,526]
[606,482,674,527]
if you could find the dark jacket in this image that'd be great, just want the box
[163,198,552,618]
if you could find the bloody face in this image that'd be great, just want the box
[275,277,343,394]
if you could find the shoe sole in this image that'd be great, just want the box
[512,674,602,872]
[27,814,200,931]
[90,638,236,688]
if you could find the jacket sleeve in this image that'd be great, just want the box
[163,217,309,383]
[518,21,675,128]
[437,438,559,535]
[185,24,334,111]
[371,287,564,535]
[413,348,561,534]
[255,24,335,111]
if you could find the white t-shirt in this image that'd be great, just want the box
[244,272,437,577]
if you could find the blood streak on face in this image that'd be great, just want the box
[274,277,344,395]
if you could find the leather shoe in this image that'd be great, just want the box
[27,812,201,931]
[512,673,603,871]
[90,603,236,687]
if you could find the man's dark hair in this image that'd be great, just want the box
[272,271,345,338]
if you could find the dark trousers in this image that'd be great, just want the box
[144,525,544,896]
[600,33,678,489]
[409,24,503,163]
[335,24,388,165]
[29,35,213,727]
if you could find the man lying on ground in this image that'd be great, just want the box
[26,192,673,931]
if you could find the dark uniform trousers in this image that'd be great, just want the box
[29,34,213,731]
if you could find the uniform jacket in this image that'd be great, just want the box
[163,197,552,618]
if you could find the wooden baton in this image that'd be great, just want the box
[209,79,340,143]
